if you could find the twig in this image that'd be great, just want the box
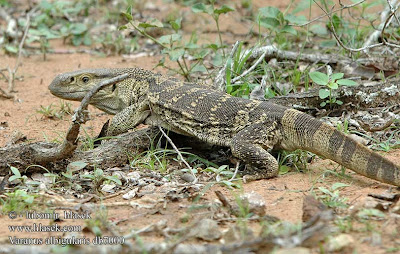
[248,45,344,65]
[231,46,268,84]
[214,41,240,91]
[294,0,366,27]
[387,0,400,25]
[363,0,400,51]
[359,117,394,132]
[228,161,241,182]
[316,1,400,52]
[215,190,233,209]
[158,126,198,184]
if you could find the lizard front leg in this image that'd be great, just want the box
[231,122,281,181]
[106,101,150,136]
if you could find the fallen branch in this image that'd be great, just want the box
[268,79,400,111]
[248,45,347,65]
[0,127,157,175]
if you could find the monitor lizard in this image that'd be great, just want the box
[48,68,400,186]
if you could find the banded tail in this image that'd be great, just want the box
[281,109,400,186]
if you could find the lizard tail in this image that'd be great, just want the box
[281,109,400,186]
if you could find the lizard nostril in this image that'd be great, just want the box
[70,77,75,82]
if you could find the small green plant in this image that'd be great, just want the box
[256,6,306,47]
[79,129,113,151]
[28,0,94,47]
[336,118,350,134]
[8,166,28,184]
[334,216,353,233]
[352,130,400,152]
[316,182,349,209]
[191,1,235,56]
[357,208,386,220]
[356,209,385,232]
[204,165,240,187]
[309,71,358,108]
[373,130,400,152]
[0,0,10,7]
[36,100,73,120]
[81,168,122,191]
[37,104,59,119]
[39,35,50,61]
[278,149,313,175]
[260,220,302,238]
[1,189,36,213]
[130,148,175,172]
[225,42,256,97]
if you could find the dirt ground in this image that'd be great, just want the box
[1,0,400,253]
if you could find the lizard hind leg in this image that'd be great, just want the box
[231,123,281,181]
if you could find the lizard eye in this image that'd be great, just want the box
[112,84,117,92]
[82,76,90,83]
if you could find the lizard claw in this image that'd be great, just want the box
[72,109,90,124]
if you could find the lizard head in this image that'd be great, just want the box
[49,68,156,114]
[49,68,137,114]
[49,69,120,101]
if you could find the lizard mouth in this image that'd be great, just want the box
[48,87,90,100]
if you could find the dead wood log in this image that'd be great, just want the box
[269,79,400,111]
[0,127,157,175]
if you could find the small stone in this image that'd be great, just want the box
[38,182,47,191]
[122,188,138,200]
[302,195,327,222]
[274,247,311,254]
[101,183,116,193]
[391,200,400,214]
[31,173,53,184]
[144,2,157,10]
[369,192,400,202]
[190,219,221,241]
[326,234,355,252]
[223,225,253,243]
[364,197,386,211]
[141,183,156,193]
[180,173,195,183]
[127,171,141,182]
[239,191,266,216]
[371,232,382,246]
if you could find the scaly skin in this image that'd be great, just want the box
[49,68,400,186]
